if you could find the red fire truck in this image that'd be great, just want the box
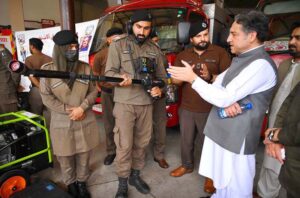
[90,0,230,127]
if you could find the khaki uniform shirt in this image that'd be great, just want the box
[105,35,166,105]
[93,45,113,89]
[93,46,108,76]
[40,61,99,156]
[174,44,231,112]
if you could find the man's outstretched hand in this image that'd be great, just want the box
[167,60,198,84]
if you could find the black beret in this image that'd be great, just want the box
[106,27,123,37]
[130,10,152,24]
[29,38,43,51]
[53,30,78,46]
[189,20,209,38]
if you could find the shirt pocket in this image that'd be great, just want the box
[120,53,135,75]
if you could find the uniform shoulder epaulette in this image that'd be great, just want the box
[148,40,164,56]
[113,36,126,43]
[41,61,53,70]
[148,40,160,48]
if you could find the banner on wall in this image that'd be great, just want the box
[75,19,99,63]
[0,29,16,59]
[0,36,13,53]
[15,19,99,64]
[15,26,61,63]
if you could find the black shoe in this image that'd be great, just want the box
[104,154,116,165]
[128,169,150,194]
[115,177,128,198]
[77,181,91,198]
[67,182,78,198]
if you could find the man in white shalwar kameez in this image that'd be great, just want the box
[167,11,277,198]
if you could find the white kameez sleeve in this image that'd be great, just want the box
[191,59,277,108]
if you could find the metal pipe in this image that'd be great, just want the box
[59,0,75,32]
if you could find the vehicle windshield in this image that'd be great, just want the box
[262,0,300,54]
[90,8,189,54]
[259,0,300,35]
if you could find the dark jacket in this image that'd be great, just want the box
[275,82,300,198]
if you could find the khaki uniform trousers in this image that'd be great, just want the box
[113,103,153,178]
[179,108,208,169]
[152,98,167,160]
[101,90,116,155]
[56,151,90,185]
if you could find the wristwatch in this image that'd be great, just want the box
[267,130,279,143]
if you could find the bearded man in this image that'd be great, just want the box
[170,19,231,194]
[105,10,166,198]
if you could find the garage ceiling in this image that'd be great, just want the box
[224,0,260,8]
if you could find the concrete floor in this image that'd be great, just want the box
[33,114,287,198]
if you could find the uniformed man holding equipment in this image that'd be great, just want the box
[105,10,166,198]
